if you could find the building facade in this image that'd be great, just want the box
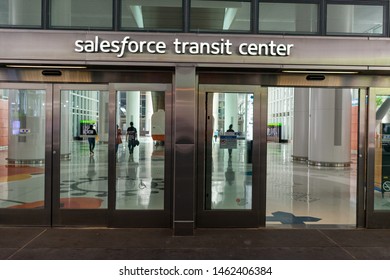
[1,0,390,235]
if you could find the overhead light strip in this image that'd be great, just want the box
[6,65,87,69]
[282,70,359,74]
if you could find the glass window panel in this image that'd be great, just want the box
[0,89,46,209]
[121,0,182,31]
[191,0,251,32]
[206,92,253,210]
[0,0,41,27]
[327,4,383,35]
[51,0,113,29]
[374,91,390,210]
[259,3,318,34]
[115,91,165,210]
[60,90,109,209]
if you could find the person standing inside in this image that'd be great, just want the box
[226,124,234,157]
[116,124,122,154]
[86,124,97,156]
[126,122,138,154]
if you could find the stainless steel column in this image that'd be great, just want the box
[173,66,196,235]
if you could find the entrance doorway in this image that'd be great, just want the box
[0,82,172,227]
[266,87,359,227]
[197,82,365,228]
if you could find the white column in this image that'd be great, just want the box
[145,91,153,135]
[8,90,45,162]
[98,91,109,142]
[212,93,219,132]
[292,88,309,161]
[60,93,70,158]
[224,93,238,132]
[308,88,351,166]
[116,92,121,128]
[126,91,140,131]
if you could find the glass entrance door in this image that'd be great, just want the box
[110,83,172,227]
[52,84,109,226]
[197,85,265,227]
[0,83,52,225]
[367,88,390,227]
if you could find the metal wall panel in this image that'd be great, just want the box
[2,30,390,69]
[173,66,196,235]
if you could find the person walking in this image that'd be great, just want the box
[126,122,138,154]
[86,124,97,156]
[226,124,234,157]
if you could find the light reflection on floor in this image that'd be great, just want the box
[1,139,389,225]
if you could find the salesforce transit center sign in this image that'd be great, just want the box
[74,36,294,58]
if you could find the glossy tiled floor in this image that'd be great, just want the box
[266,143,357,226]
[1,138,360,226]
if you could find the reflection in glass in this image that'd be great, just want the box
[51,0,113,29]
[259,3,318,34]
[0,89,46,209]
[327,4,383,35]
[60,90,109,209]
[115,91,165,210]
[191,0,250,32]
[206,92,253,210]
[121,0,182,31]
[0,0,41,27]
[374,94,390,210]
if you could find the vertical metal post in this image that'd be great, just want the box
[173,66,196,235]
[357,88,367,228]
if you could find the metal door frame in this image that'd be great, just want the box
[366,87,390,228]
[0,82,52,225]
[197,84,266,227]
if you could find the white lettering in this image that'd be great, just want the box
[111,40,120,53]
[100,40,111,53]
[74,37,292,57]
[74,40,84,52]
[238,41,294,56]
[155,41,166,54]
[84,40,95,52]
[118,36,130,58]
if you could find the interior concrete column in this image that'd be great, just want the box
[224,93,238,132]
[98,92,109,142]
[126,91,140,131]
[308,88,352,166]
[292,88,309,161]
[212,93,219,132]
[60,93,71,158]
[145,91,153,134]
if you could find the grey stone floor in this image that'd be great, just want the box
[0,227,390,260]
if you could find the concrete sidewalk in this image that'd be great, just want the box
[0,227,390,260]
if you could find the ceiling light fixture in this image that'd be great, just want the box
[282,70,359,74]
[5,65,87,69]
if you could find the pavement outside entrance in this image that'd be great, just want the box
[0,227,390,260]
